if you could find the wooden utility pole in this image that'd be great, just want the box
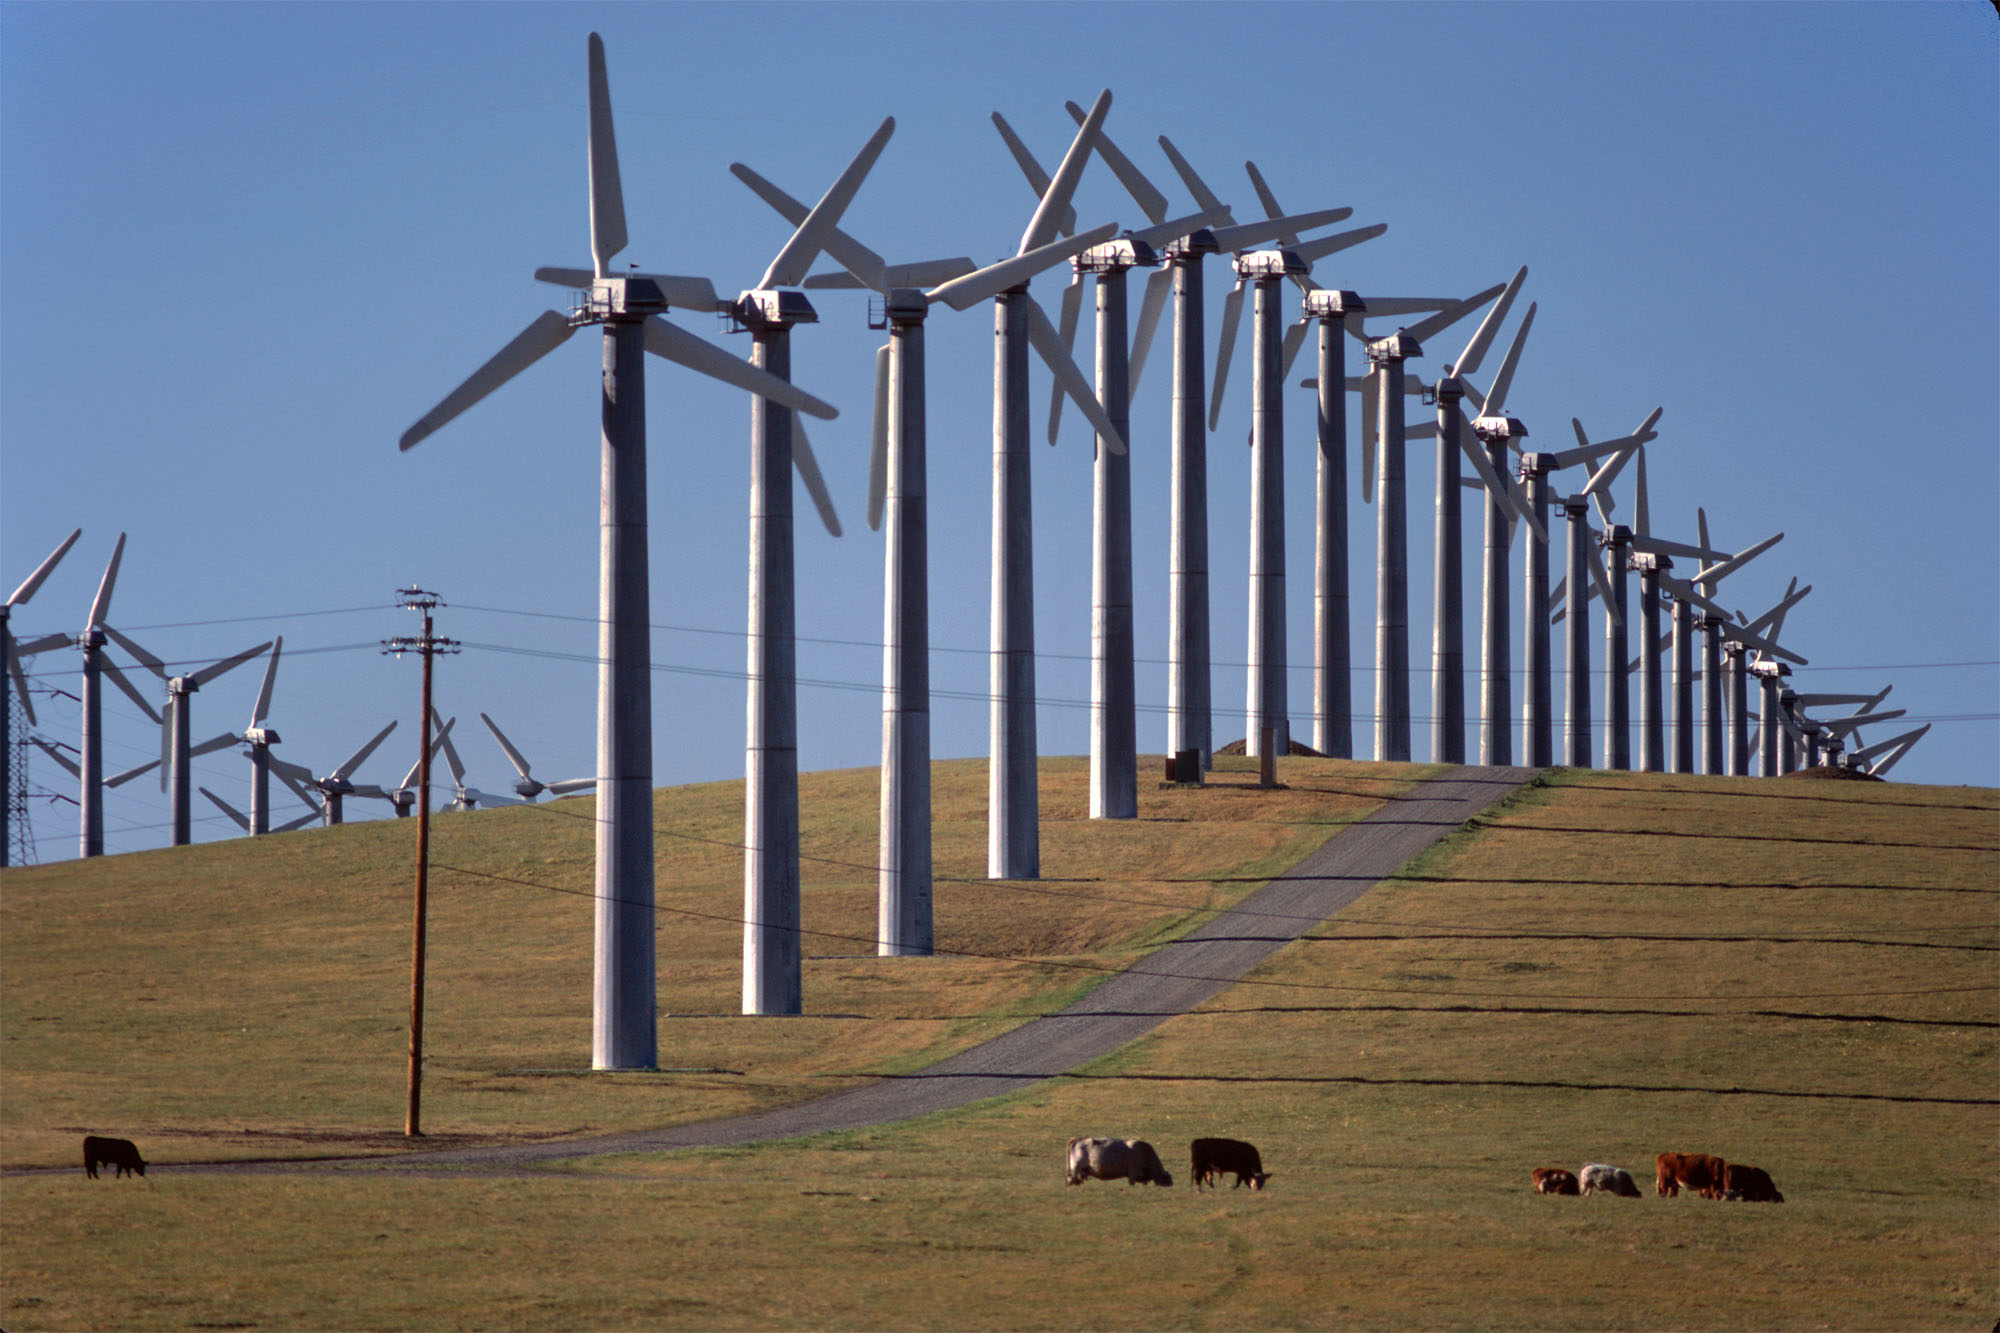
[384,589,457,1137]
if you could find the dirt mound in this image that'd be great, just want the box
[1214,738,1327,757]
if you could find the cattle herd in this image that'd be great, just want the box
[1534,1152,1785,1203]
[1064,1136,1269,1190]
[1062,1135,1784,1204]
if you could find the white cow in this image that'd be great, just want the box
[1579,1162,1643,1198]
[1065,1136,1173,1187]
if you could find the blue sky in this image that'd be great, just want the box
[4,1,1994,861]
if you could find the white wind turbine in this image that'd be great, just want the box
[1679,511,1787,775]
[2,528,81,866]
[102,627,270,847]
[966,91,1131,859]
[480,713,595,801]
[268,721,398,827]
[398,35,840,1070]
[65,535,165,857]
[1129,138,1370,766]
[740,143,1124,940]
[432,713,522,811]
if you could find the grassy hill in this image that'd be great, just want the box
[3,757,1994,1329]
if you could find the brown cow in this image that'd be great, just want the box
[1190,1138,1269,1191]
[1655,1151,1726,1199]
[83,1135,147,1179]
[1722,1162,1785,1203]
[1532,1166,1580,1195]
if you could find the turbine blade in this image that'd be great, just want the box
[435,718,467,786]
[758,116,895,290]
[1452,266,1527,378]
[7,528,81,608]
[1127,266,1173,395]
[928,221,1120,312]
[480,712,533,779]
[400,311,578,451]
[15,631,70,657]
[1695,532,1783,588]
[107,758,160,789]
[1046,276,1083,444]
[200,787,250,831]
[189,731,240,759]
[1024,293,1126,454]
[1209,207,1354,253]
[1481,301,1536,416]
[268,755,318,784]
[31,737,81,778]
[189,640,272,690]
[989,111,1069,233]
[1279,319,1311,384]
[1403,283,1508,348]
[1244,160,1288,233]
[333,720,398,782]
[7,640,37,725]
[87,533,127,630]
[1289,221,1388,266]
[100,658,161,723]
[1019,89,1110,256]
[546,777,597,796]
[274,806,324,834]
[586,33,628,279]
[1207,281,1246,433]
[1129,207,1231,253]
[730,163,889,293]
[642,317,839,420]
[1066,100,1167,222]
[1157,135,1231,222]
[101,624,168,680]
[533,267,719,310]
[1635,444,1652,536]
[1586,546,1621,628]
[250,635,282,727]
[792,422,843,537]
[868,344,890,532]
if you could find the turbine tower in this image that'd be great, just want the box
[103,628,270,847]
[70,535,161,857]
[2,528,80,867]
[398,35,838,1069]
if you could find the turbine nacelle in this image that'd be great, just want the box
[1233,248,1308,281]
[1161,229,1221,259]
[581,275,670,320]
[1073,237,1159,272]
[730,288,819,330]
[244,726,280,746]
[1475,415,1530,445]
[1366,330,1423,363]
[1303,289,1367,319]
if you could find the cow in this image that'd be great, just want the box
[1066,1137,1173,1187]
[1722,1162,1785,1203]
[1190,1138,1269,1191]
[1655,1151,1727,1199]
[1532,1166,1580,1195]
[83,1135,146,1179]
[1578,1163,1643,1198]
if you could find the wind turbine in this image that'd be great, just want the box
[1678,512,1786,775]
[1190,155,1392,761]
[1507,416,1660,766]
[722,117,893,1015]
[1732,580,1812,774]
[480,713,595,801]
[2,528,80,866]
[751,168,1122,945]
[102,628,269,846]
[432,713,522,811]
[1360,287,1509,762]
[1424,271,1535,764]
[398,35,839,1070]
[268,721,397,827]
[1066,131,1359,773]
[67,535,162,857]
[976,92,1134,853]
[1547,487,1625,768]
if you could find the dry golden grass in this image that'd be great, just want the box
[4,761,1994,1331]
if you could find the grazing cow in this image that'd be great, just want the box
[1655,1151,1727,1199]
[1532,1166,1580,1195]
[82,1135,146,1179]
[1190,1138,1269,1191]
[1578,1163,1643,1198]
[1066,1137,1173,1187]
[1722,1162,1785,1203]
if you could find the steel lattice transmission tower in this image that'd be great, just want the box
[5,687,32,867]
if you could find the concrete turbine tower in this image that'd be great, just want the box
[69,536,165,857]
[2,528,80,866]
[102,627,271,846]
[398,35,840,1070]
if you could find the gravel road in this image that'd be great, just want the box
[343,763,1538,1172]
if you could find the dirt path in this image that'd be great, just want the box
[305,763,1535,1173]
